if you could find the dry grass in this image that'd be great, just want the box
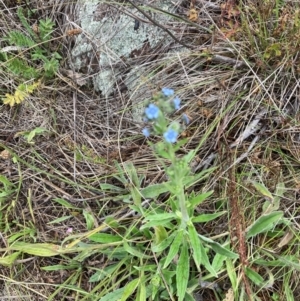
[1,0,300,300]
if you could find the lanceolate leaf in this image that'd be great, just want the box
[188,224,202,269]
[152,231,175,253]
[120,278,140,301]
[189,191,214,208]
[250,180,273,201]
[163,230,183,268]
[198,234,238,259]
[176,242,189,301]
[198,240,217,277]
[145,213,177,221]
[0,252,20,267]
[140,183,170,198]
[209,242,239,259]
[88,233,122,243]
[99,287,125,301]
[246,211,283,239]
[245,267,264,286]
[123,242,152,259]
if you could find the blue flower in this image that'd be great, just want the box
[163,129,178,143]
[142,128,150,137]
[182,113,190,124]
[162,87,174,97]
[173,96,181,110]
[145,104,160,119]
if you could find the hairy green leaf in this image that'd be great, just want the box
[246,211,283,239]
[163,230,183,268]
[192,211,226,223]
[245,267,264,286]
[176,242,189,301]
[120,278,139,301]
[188,224,202,269]
[189,191,214,208]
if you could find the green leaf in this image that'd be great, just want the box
[226,259,238,294]
[10,242,61,257]
[198,239,217,277]
[245,267,264,286]
[47,215,72,224]
[41,264,79,271]
[188,224,202,269]
[263,182,285,214]
[0,252,20,267]
[184,293,197,301]
[184,167,217,188]
[209,242,239,259]
[145,213,177,221]
[88,233,122,243]
[212,253,227,273]
[153,225,168,247]
[130,186,141,207]
[250,180,273,200]
[26,127,48,143]
[246,211,283,239]
[189,191,214,208]
[253,258,286,267]
[120,278,140,301]
[271,255,300,270]
[140,183,170,198]
[163,230,183,268]
[140,219,173,230]
[52,198,77,209]
[136,279,147,301]
[8,230,35,244]
[192,211,226,223]
[183,149,196,163]
[123,162,140,186]
[83,210,95,231]
[123,242,151,259]
[99,287,125,301]
[152,232,175,252]
[0,175,13,188]
[89,263,120,282]
[176,242,189,301]
[198,234,239,259]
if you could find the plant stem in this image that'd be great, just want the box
[178,184,189,228]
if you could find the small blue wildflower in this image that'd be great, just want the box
[163,129,178,143]
[182,113,190,124]
[145,104,160,120]
[162,87,175,97]
[173,96,181,110]
[142,128,150,137]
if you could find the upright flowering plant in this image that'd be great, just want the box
[139,89,232,301]
[142,88,192,227]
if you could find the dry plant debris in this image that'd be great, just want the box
[0,0,300,300]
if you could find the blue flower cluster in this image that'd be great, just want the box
[162,87,174,97]
[142,88,184,143]
[145,104,160,120]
